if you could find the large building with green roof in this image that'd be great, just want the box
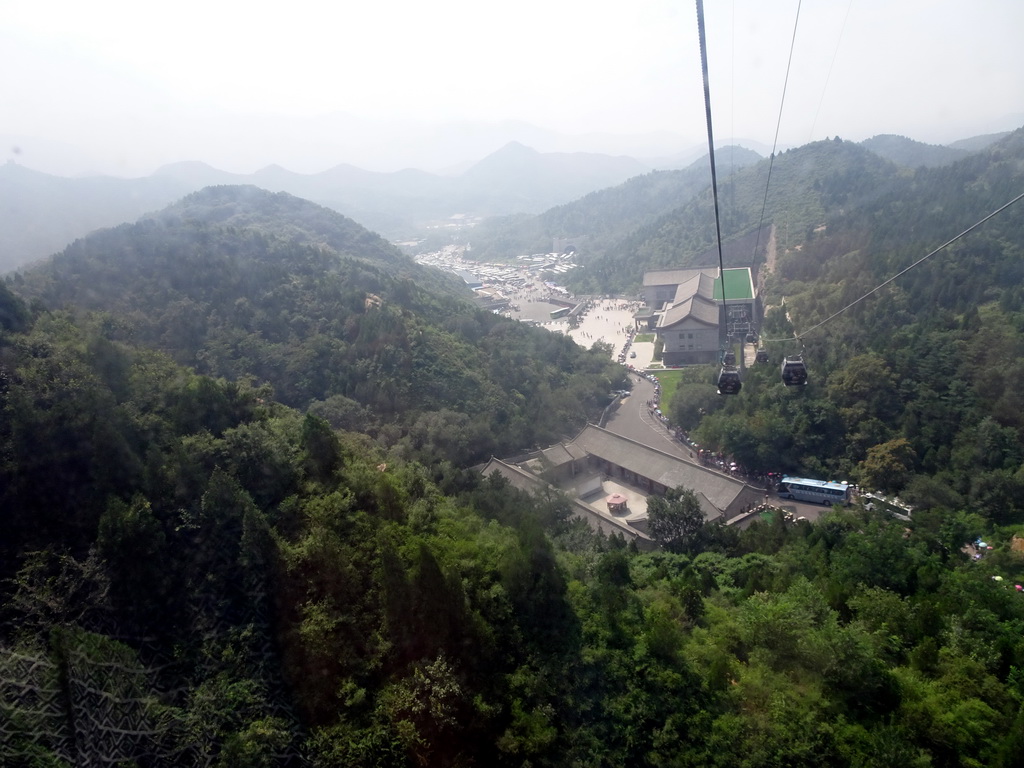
[641,266,759,365]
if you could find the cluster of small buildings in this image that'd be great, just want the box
[414,247,578,310]
[515,252,578,275]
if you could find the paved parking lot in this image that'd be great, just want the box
[510,295,652,366]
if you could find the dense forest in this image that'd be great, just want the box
[560,138,903,294]
[4,130,1024,766]
[12,186,627,466]
[452,135,1004,293]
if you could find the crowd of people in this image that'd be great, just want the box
[564,298,639,352]
[616,325,638,363]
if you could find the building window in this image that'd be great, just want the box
[688,333,693,339]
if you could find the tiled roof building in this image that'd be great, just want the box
[640,266,758,365]
[480,425,764,549]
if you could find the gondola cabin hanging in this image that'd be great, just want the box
[781,355,809,386]
[717,366,742,395]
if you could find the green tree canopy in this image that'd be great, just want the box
[647,487,707,554]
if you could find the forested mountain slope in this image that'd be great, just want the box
[664,128,1024,513]
[571,138,903,293]
[564,128,1022,298]
[4,168,1024,766]
[0,161,194,274]
[455,141,650,211]
[13,186,626,465]
[860,134,970,168]
[462,145,761,262]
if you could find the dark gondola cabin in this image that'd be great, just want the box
[717,366,742,395]
[721,349,736,365]
[755,348,769,363]
[781,355,808,386]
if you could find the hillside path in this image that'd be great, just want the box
[756,223,777,300]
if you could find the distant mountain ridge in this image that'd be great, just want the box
[0,143,650,273]
[459,141,649,205]
[547,137,941,293]
[1,128,1014,276]
[0,161,195,273]
[859,134,970,168]
[948,130,1014,152]
[465,145,763,261]
[562,127,1024,295]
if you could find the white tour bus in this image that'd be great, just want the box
[776,476,851,505]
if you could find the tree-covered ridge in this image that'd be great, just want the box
[462,132,1008,296]
[860,134,971,168]
[0,142,655,273]
[572,128,1020,297]
[13,186,626,464]
[460,146,762,265]
[3,294,1024,767]
[558,138,902,293]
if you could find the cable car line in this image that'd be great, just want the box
[750,0,803,277]
[696,0,726,293]
[807,0,854,143]
[695,2,1022,388]
[696,0,743,395]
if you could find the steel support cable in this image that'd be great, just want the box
[750,0,803,272]
[695,0,728,321]
[762,189,1024,343]
[808,0,855,142]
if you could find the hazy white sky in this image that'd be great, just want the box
[4,0,1023,175]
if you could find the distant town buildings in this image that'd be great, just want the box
[414,245,579,310]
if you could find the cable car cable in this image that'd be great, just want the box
[750,0,803,276]
[696,0,742,394]
[696,0,727,301]
[807,0,854,142]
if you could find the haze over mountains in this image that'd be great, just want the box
[0,141,650,273]
[1,126,1015,276]
[7,1,1024,761]
[421,130,1017,282]
[1,116,695,178]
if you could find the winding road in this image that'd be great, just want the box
[604,373,693,461]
